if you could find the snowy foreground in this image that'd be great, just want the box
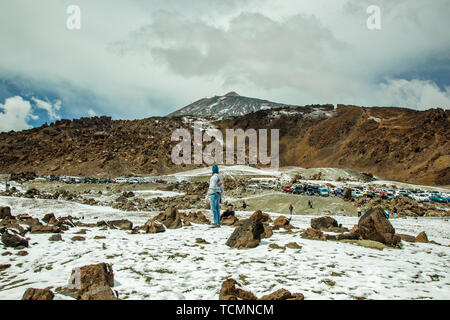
[0,196,449,300]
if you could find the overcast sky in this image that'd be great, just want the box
[1,0,449,132]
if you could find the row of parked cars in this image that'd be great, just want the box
[42,175,177,185]
[280,183,449,203]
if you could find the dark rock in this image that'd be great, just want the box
[1,231,29,248]
[311,216,338,230]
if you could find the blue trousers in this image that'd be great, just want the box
[210,193,221,226]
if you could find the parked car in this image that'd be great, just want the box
[333,188,344,196]
[351,190,363,198]
[306,188,315,196]
[179,180,190,185]
[282,186,293,193]
[429,195,448,203]
[411,193,430,202]
[292,186,303,194]
[155,179,167,184]
[319,188,330,197]
[247,183,259,189]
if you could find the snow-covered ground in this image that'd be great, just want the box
[1,196,449,300]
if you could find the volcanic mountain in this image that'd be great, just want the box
[169,91,301,118]
[0,95,449,186]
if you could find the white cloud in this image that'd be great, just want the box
[31,97,61,120]
[87,108,97,117]
[0,96,37,132]
[377,79,450,110]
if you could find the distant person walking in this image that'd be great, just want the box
[289,204,294,216]
[393,207,397,219]
[308,200,313,209]
[208,165,224,228]
[242,200,247,210]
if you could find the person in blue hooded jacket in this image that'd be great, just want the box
[208,165,224,227]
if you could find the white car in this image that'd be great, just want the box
[247,184,259,188]
[411,193,430,202]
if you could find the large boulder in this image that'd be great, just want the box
[68,263,115,298]
[357,208,400,246]
[311,216,338,230]
[22,288,54,300]
[226,212,265,249]
[0,207,12,220]
[250,211,272,223]
[42,213,57,224]
[1,230,29,248]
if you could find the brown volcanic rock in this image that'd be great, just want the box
[416,231,429,243]
[226,212,265,249]
[68,263,114,297]
[22,288,54,300]
[300,228,327,241]
[357,208,401,246]
[154,207,183,229]
[1,231,29,248]
[310,216,338,230]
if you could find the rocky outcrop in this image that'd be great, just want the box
[259,288,304,301]
[357,208,400,246]
[274,216,290,229]
[22,288,54,300]
[183,211,211,225]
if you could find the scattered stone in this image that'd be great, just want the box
[42,213,56,224]
[22,288,54,300]
[221,215,239,226]
[300,228,327,241]
[285,242,302,249]
[196,238,210,244]
[94,235,106,239]
[17,250,28,256]
[143,220,165,234]
[49,234,63,242]
[30,225,61,234]
[1,231,29,248]
[0,264,11,271]
[75,229,88,235]
[107,220,133,230]
[183,211,211,225]
[416,231,428,243]
[80,285,120,300]
[269,243,284,250]
[219,279,257,300]
[259,288,291,300]
[71,236,86,241]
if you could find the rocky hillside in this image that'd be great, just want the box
[169,91,301,118]
[0,105,448,186]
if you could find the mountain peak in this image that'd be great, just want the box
[223,91,240,97]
